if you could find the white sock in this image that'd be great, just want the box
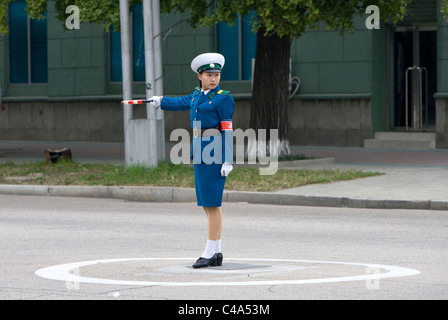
[201,240,218,259]
[215,239,222,253]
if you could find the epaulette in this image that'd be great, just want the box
[217,90,230,95]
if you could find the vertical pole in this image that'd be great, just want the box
[423,67,428,128]
[412,29,421,132]
[119,0,134,165]
[152,0,165,160]
[405,67,409,131]
[412,67,422,131]
[143,0,158,167]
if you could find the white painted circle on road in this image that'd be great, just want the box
[35,257,421,287]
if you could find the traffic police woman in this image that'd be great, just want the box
[149,53,234,268]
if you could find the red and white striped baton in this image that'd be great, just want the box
[121,99,155,105]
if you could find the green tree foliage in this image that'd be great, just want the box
[0,0,141,34]
[166,0,413,36]
[4,0,448,36]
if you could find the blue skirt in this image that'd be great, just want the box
[194,163,226,207]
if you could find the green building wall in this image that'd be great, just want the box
[436,0,448,147]
[291,17,372,96]
[1,1,448,148]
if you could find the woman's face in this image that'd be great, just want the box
[198,71,221,91]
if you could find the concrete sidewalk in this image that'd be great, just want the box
[1,140,448,210]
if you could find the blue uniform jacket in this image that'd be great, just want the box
[161,85,234,164]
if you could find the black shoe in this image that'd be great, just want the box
[211,253,223,267]
[192,254,218,269]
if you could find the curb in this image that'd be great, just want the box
[1,184,447,211]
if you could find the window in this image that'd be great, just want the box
[217,12,257,81]
[110,3,145,82]
[9,0,48,84]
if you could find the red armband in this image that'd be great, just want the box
[220,121,233,130]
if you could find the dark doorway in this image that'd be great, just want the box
[393,28,437,129]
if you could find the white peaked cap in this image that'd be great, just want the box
[191,52,225,74]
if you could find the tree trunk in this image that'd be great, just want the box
[249,27,292,160]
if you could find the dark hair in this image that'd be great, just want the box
[198,70,203,88]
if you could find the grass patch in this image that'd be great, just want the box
[0,160,382,192]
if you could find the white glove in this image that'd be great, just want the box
[221,162,233,177]
[149,96,162,108]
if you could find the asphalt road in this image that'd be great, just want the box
[1,194,447,301]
